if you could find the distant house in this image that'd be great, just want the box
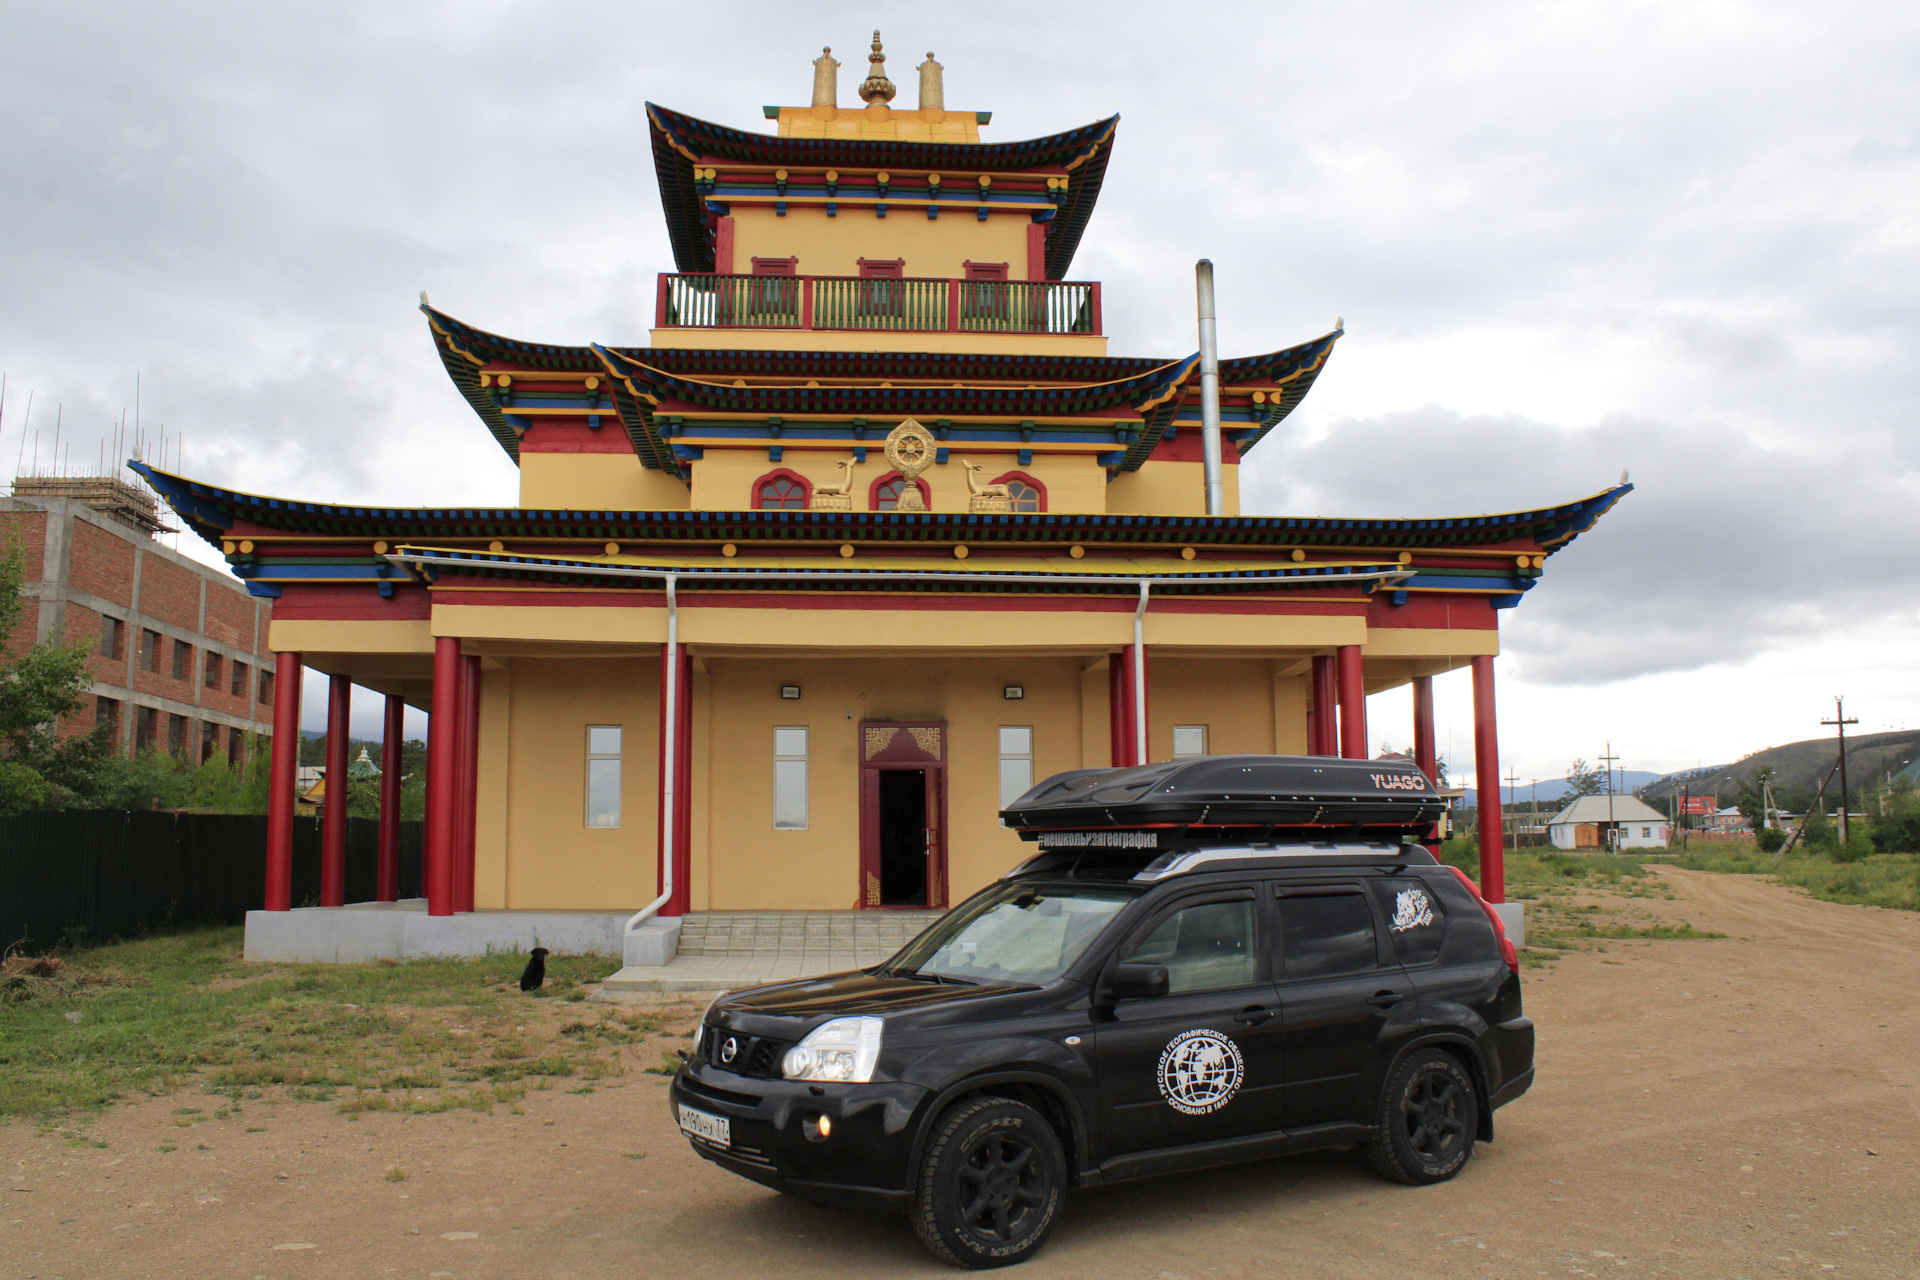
[1547,794,1669,850]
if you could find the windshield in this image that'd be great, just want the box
[886,882,1135,987]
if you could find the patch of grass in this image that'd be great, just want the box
[1661,850,1920,911]
[0,927,637,1121]
[383,1166,410,1182]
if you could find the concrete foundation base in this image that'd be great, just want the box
[623,917,682,967]
[1491,901,1526,949]
[243,901,633,964]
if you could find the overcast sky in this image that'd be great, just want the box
[2,1,1914,783]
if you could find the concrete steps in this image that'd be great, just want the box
[600,909,944,994]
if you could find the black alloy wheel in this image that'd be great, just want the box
[1366,1048,1479,1185]
[911,1096,1065,1269]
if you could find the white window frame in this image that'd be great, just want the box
[999,726,1034,809]
[585,725,622,828]
[1172,725,1209,758]
[774,726,809,829]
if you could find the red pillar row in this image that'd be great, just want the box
[1473,655,1505,904]
[320,675,350,907]
[1336,644,1367,760]
[377,693,403,902]
[1107,646,1149,767]
[264,650,303,912]
[425,636,461,917]
[1309,655,1337,756]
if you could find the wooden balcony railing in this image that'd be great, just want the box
[655,274,1102,336]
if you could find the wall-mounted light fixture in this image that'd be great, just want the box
[1004,685,1025,700]
[780,685,802,699]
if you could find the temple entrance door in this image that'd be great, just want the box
[859,722,947,909]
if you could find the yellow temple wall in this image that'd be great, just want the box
[729,204,1030,284]
[687,448,1108,513]
[519,453,692,511]
[695,654,1091,910]
[1106,460,1240,516]
[472,647,1336,911]
[494,656,662,910]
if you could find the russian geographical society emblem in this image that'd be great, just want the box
[1156,1029,1244,1115]
[1390,887,1435,933]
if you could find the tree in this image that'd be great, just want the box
[1734,765,1777,831]
[1565,758,1609,797]
[0,539,105,815]
[1870,777,1920,854]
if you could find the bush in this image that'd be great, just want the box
[1755,826,1786,853]
[1869,781,1920,854]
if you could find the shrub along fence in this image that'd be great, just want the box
[0,812,424,954]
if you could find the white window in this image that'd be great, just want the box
[774,727,809,829]
[1172,725,1209,758]
[585,725,622,827]
[1642,827,1651,838]
[999,726,1034,808]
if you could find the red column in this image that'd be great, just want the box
[1412,675,1437,785]
[425,636,461,917]
[1336,644,1367,760]
[320,674,350,907]
[264,651,302,912]
[1472,655,1505,903]
[1412,674,1439,853]
[1108,657,1130,768]
[377,693,403,902]
[455,654,481,913]
[1310,656,1337,756]
[1116,644,1150,765]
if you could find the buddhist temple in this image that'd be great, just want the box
[135,36,1627,965]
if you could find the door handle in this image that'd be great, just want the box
[923,828,934,858]
[1233,1005,1275,1026]
[1366,991,1405,1009]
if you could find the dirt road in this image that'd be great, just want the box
[6,869,1918,1279]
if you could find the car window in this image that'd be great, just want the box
[1276,888,1379,979]
[1369,878,1447,966]
[1126,898,1257,994]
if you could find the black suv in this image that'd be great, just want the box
[670,756,1532,1268]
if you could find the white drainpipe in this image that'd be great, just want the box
[625,573,678,933]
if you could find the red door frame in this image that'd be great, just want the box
[857,722,947,910]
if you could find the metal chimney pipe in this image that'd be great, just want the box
[1195,260,1224,515]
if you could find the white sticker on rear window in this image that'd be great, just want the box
[1390,887,1435,933]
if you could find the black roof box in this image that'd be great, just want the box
[999,754,1444,840]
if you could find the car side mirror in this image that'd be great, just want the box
[1107,962,1169,1000]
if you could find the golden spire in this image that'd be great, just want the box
[858,30,896,103]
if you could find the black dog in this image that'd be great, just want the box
[518,947,550,992]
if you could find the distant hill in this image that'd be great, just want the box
[1457,770,1663,811]
[1638,730,1920,804]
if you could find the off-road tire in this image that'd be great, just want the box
[1366,1048,1478,1185]
[910,1096,1066,1269]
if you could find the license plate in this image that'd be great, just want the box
[677,1104,730,1148]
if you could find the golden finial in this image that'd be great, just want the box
[858,30,896,103]
[811,47,839,107]
[917,51,945,110]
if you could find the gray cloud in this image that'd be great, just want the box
[1242,406,1920,684]
[0,0,1914,726]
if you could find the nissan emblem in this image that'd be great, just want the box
[721,1035,739,1064]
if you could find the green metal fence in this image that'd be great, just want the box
[656,274,1101,335]
[0,812,424,954]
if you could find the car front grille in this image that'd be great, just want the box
[708,1029,789,1079]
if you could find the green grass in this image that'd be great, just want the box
[1662,850,1920,911]
[0,927,681,1122]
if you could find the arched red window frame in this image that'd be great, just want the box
[751,467,814,510]
[990,470,1047,513]
[869,470,933,512]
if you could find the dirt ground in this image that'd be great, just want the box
[5,868,1918,1280]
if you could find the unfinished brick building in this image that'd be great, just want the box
[2,475,275,762]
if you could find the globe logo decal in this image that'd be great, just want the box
[1157,1029,1244,1115]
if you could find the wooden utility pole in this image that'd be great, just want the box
[1821,698,1859,844]
[1504,767,1520,852]
[1599,742,1621,853]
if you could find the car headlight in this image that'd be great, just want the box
[782,1016,884,1083]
